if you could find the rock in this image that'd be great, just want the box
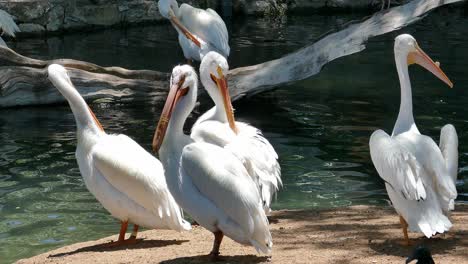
[18,23,45,34]
[46,4,64,32]
[0,0,401,35]
[119,1,161,24]
[290,0,327,10]
[66,4,120,27]
[327,0,375,9]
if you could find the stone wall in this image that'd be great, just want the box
[0,0,388,35]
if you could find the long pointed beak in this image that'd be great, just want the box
[170,16,201,48]
[152,77,186,153]
[212,66,237,134]
[408,44,453,88]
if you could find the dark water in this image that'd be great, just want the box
[1,6,468,263]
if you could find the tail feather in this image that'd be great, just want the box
[163,191,192,231]
[249,212,273,254]
[417,214,452,238]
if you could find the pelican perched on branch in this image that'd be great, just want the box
[191,51,281,214]
[0,9,20,47]
[47,64,190,246]
[158,0,229,62]
[153,65,272,257]
[369,34,458,245]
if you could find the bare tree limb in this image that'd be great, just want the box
[0,0,462,107]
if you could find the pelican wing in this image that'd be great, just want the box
[91,134,185,228]
[369,130,426,200]
[439,124,458,181]
[179,4,230,57]
[180,142,272,253]
[439,124,458,211]
[0,9,19,37]
[192,120,281,212]
[230,122,282,188]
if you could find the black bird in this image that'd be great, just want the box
[406,245,435,264]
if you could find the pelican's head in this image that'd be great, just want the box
[158,0,200,48]
[48,64,105,132]
[395,34,453,88]
[200,51,237,133]
[158,0,179,19]
[47,64,73,91]
[152,65,198,152]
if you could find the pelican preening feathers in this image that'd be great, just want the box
[39,1,459,257]
[158,0,230,62]
[369,34,458,244]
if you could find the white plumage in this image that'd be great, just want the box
[48,64,190,245]
[0,9,20,47]
[158,0,229,61]
[191,52,281,214]
[369,34,457,243]
[153,65,272,256]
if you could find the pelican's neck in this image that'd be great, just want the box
[392,52,418,136]
[161,100,193,157]
[56,78,103,137]
[159,97,194,193]
[202,76,227,123]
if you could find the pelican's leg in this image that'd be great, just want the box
[129,224,139,240]
[104,221,141,247]
[118,220,129,242]
[387,0,391,9]
[103,221,128,247]
[381,0,385,10]
[209,231,224,258]
[399,215,413,246]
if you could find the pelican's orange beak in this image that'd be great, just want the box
[408,44,453,88]
[210,66,238,134]
[152,76,188,153]
[170,15,201,48]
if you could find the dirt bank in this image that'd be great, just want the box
[16,205,468,264]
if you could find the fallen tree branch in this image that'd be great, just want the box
[0,0,462,107]
[228,0,464,99]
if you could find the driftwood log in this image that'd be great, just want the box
[0,0,463,107]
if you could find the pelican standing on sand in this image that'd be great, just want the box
[153,65,272,256]
[47,64,190,245]
[369,34,458,245]
[158,0,230,62]
[192,51,282,214]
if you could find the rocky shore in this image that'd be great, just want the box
[16,205,468,264]
[0,0,391,35]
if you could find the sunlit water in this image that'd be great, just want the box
[1,6,468,263]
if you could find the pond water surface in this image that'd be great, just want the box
[1,6,467,263]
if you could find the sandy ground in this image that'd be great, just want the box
[16,205,468,264]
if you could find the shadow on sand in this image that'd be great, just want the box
[160,254,270,264]
[48,239,189,258]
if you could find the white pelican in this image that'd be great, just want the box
[0,9,20,47]
[369,34,458,245]
[158,0,229,62]
[191,51,281,214]
[153,65,272,256]
[47,64,190,246]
